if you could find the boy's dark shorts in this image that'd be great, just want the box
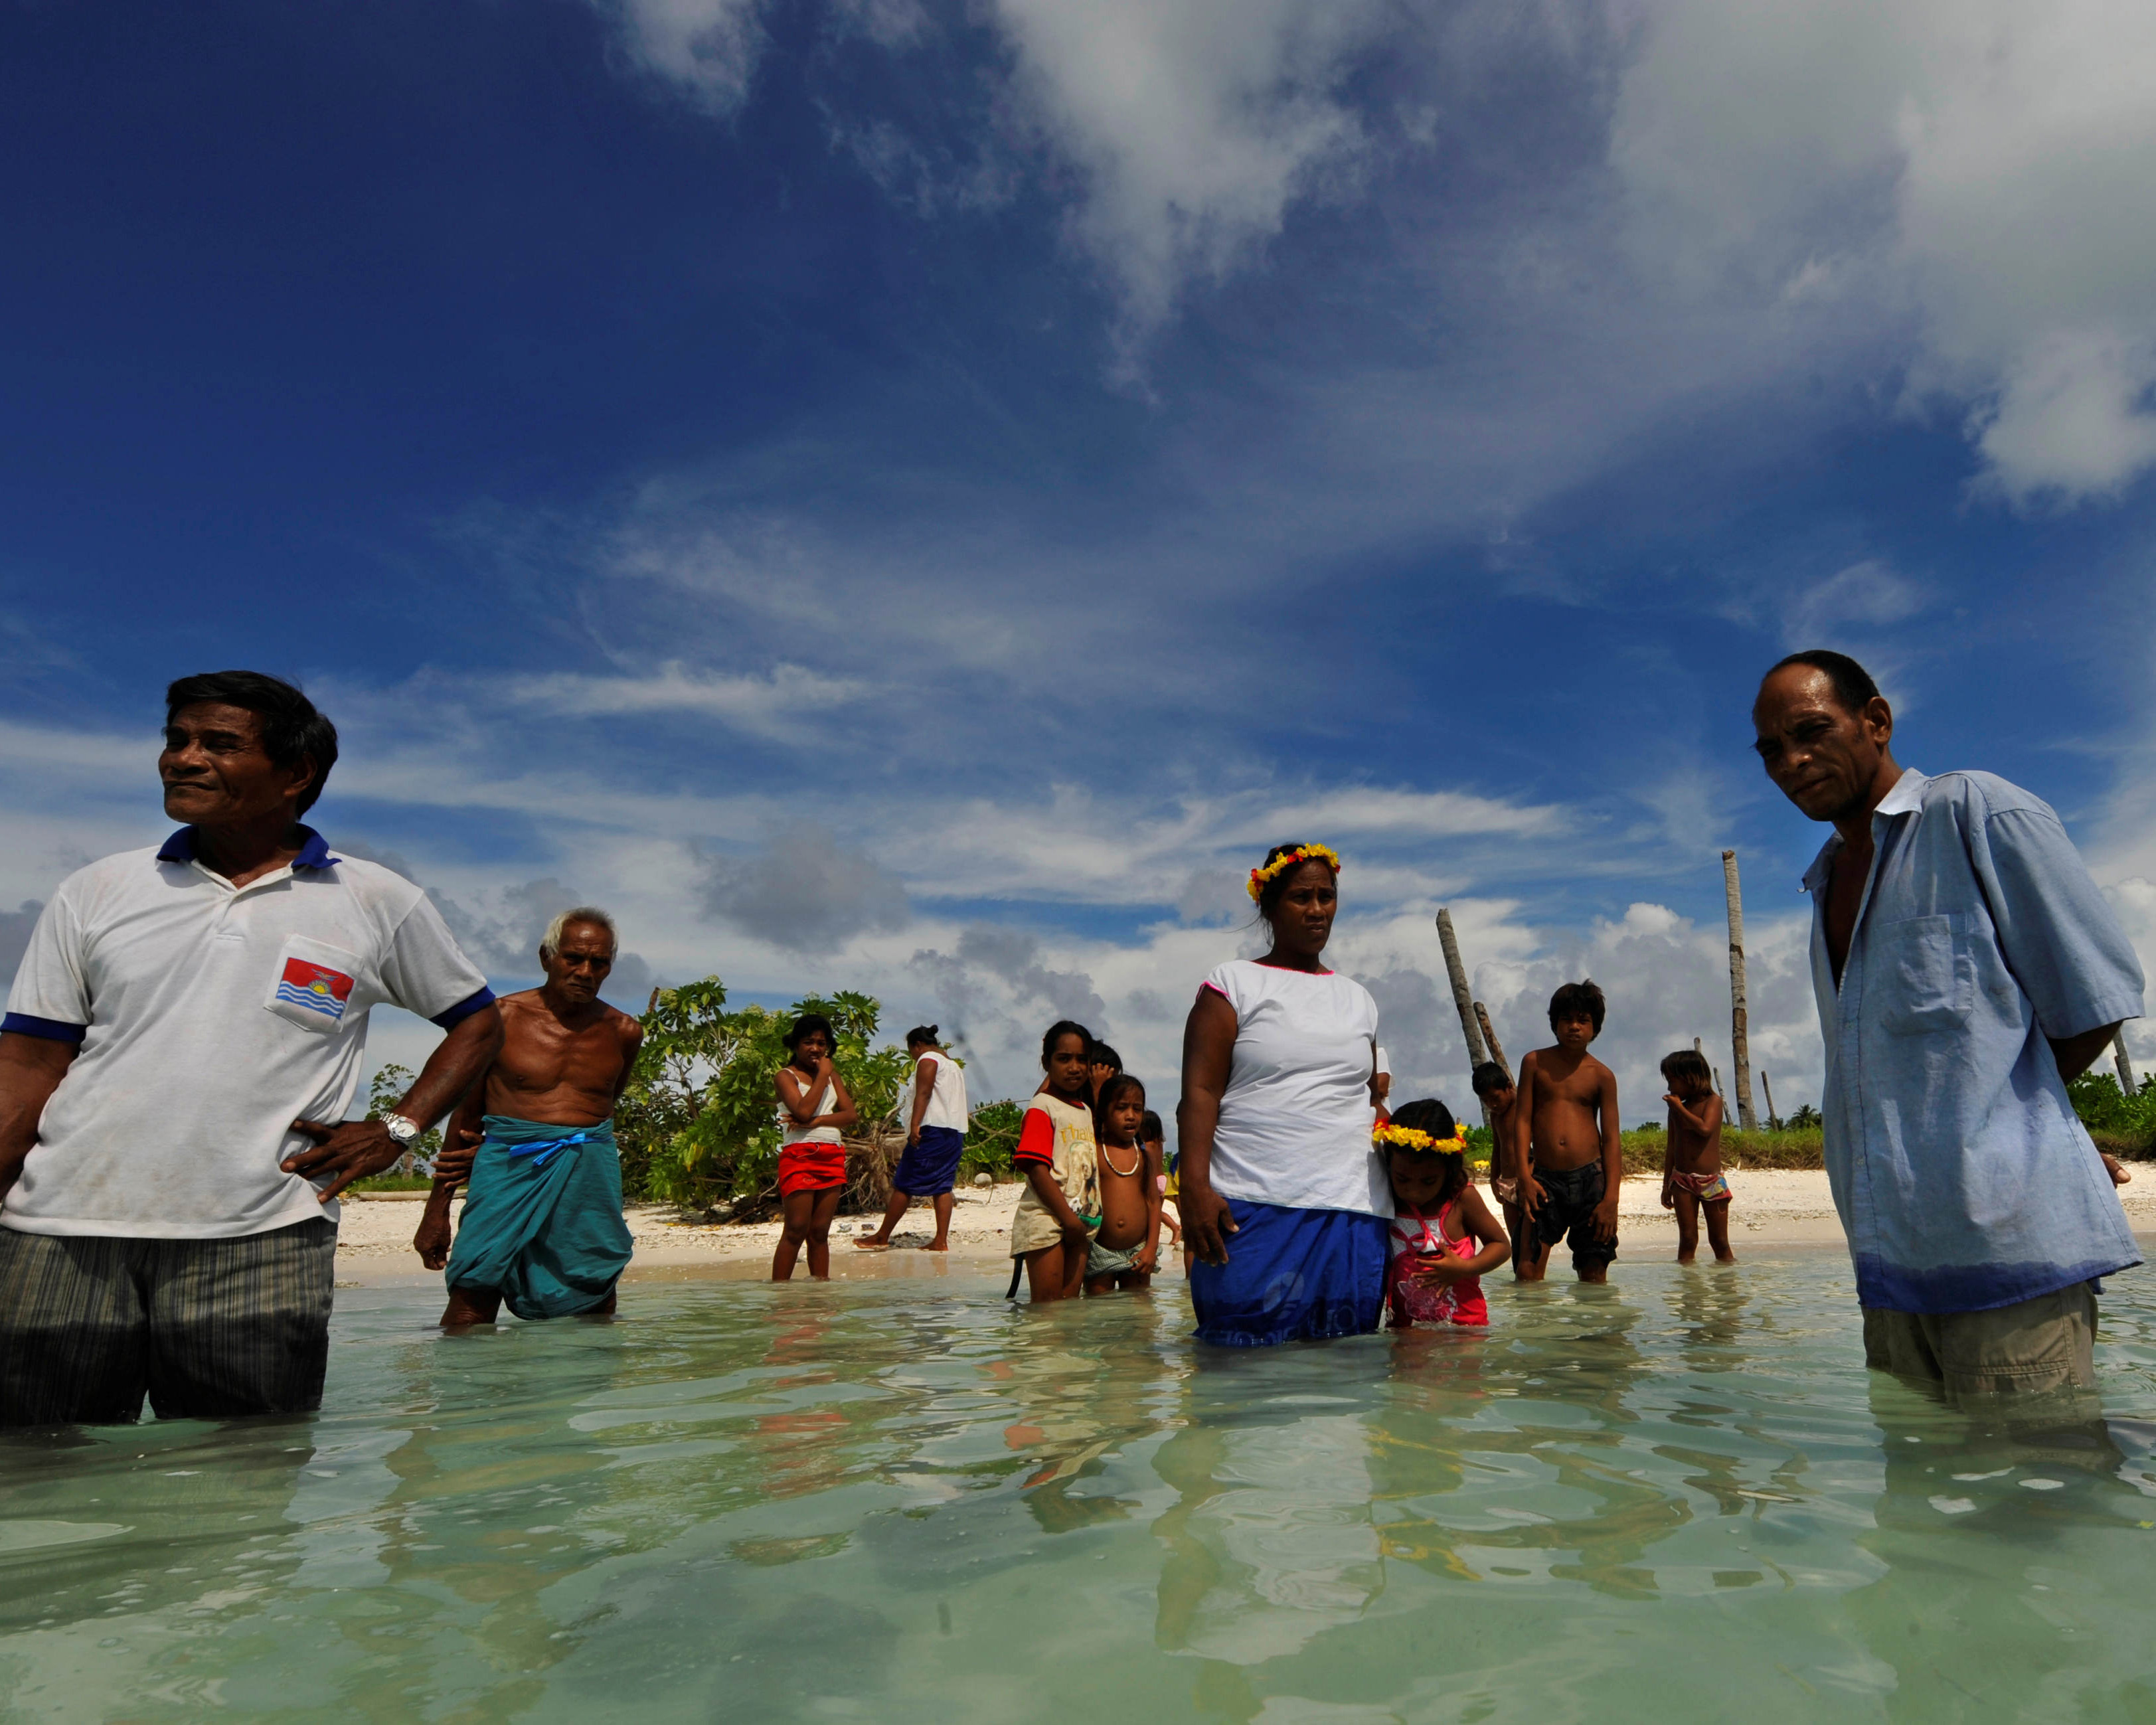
[1529,1163,1616,1272]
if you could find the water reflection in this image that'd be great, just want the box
[1,1260,2153,1722]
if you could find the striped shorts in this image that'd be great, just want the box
[0,1218,335,1428]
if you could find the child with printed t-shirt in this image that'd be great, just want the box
[1009,1020,1100,1303]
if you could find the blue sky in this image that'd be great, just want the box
[5,0,2155,1121]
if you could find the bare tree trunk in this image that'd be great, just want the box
[1760,1070,1781,1131]
[1721,849,1760,1130]
[1436,910,1491,1070]
[1474,1002,1511,1084]
[2114,1030,2139,1096]
[1436,909,1492,1130]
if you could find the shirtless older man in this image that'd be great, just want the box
[415,908,643,1327]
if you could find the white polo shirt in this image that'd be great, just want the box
[3,827,493,1240]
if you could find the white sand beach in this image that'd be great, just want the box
[333,1168,2156,1286]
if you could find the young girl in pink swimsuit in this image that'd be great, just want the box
[1379,1100,1511,1328]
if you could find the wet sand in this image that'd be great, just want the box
[336,1167,2156,1287]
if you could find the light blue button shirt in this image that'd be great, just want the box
[1805,768,2143,1314]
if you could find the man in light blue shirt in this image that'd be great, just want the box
[1754,650,2142,1401]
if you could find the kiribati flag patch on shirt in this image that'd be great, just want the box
[276,958,355,1023]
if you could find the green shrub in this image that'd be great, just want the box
[352,1062,442,1189]
[2068,1071,2156,1156]
[1616,1127,1825,1175]
[961,1098,1025,1182]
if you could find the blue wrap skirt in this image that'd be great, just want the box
[892,1124,966,1196]
[1188,1200,1390,1347]
[444,1115,634,1319]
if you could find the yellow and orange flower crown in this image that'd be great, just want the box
[1373,1121,1470,1154]
[1246,843,1344,902]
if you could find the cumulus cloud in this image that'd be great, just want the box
[1469,900,1821,1127]
[1967,331,2156,509]
[699,821,911,952]
[907,922,1110,1057]
[404,873,665,1007]
[1614,0,2156,506]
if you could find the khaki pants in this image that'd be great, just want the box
[1862,1281,2097,1401]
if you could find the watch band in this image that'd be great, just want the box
[384,1113,423,1145]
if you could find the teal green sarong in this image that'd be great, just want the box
[444,1114,634,1319]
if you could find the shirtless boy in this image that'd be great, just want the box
[1512,981,1621,1284]
[1658,1050,1734,1264]
[1471,1062,1525,1275]
[416,908,642,1327]
[1087,1075,1162,1293]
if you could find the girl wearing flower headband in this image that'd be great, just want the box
[1378,1099,1509,1329]
[1175,842,1391,1346]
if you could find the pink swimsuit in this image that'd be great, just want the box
[1388,1199,1489,1328]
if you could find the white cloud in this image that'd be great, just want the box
[1966,330,2156,508]
[987,0,1385,369]
[1256,786,1566,841]
[1614,0,2156,506]
[1780,560,1926,647]
[606,0,766,114]
[512,661,867,728]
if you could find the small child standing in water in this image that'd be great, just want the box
[1142,1109,1184,1267]
[1009,1021,1100,1303]
[1659,1050,1735,1264]
[1086,1076,1161,1293]
[1470,1061,1524,1274]
[1380,1100,1509,1328]
[1513,980,1622,1284]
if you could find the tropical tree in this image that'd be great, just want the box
[621,981,912,1213]
[365,1062,442,1174]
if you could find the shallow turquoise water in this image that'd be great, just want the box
[4,1251,2156,1722]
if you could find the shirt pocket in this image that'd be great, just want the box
[262,934,370,1035]
[1870,914,1971,1036]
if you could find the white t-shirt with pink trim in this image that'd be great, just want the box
[1202,959,1386,1216]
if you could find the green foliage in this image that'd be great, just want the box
[2068,1070,2156,1152]
[618,981,913,1209]
[1787,1104,1822,1130]
[961,1099,1027,1181]
[1614,1126,1823,1174]
[363,1062,441,1177]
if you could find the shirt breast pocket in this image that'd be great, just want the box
[263,935,370,1035]
[1871,914,1970,1036]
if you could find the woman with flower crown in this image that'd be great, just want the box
[1174,843,1390,1345]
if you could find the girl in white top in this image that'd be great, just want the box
[1177,843,1390,1347]
[772,1013,858,1281]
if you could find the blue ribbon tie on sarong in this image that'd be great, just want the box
[443,1113,635,1319]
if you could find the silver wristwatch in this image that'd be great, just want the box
[383,1113,423,1147]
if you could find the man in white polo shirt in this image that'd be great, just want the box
[0,671,503,1426]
